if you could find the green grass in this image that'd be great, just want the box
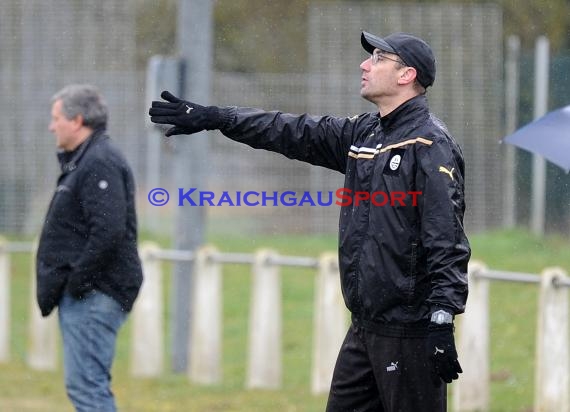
[1,228,569,411]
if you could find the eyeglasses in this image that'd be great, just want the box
[370,50,405,66]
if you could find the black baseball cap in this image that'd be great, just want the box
[361,31,436,88]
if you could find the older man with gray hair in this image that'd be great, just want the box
[37,84,143,411]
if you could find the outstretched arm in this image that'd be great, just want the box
[149,90,357,173]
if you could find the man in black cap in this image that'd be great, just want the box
[149,30,469,411]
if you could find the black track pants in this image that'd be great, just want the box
[326,323,447,412]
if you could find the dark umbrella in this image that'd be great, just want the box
[503,105,570,173]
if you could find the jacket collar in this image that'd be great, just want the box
[379,94,429,132]
[57,128,107,173]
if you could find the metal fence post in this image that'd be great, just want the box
[247,249,282,389]
[0,236,9,362]
[131,241,164,377]
[27,242,58,371]
[530,36,549,236]
[189,245,222,384]
[311,252,346,394]
[535,268,569,411]
[454,261,489,412]
[502,35,520,228]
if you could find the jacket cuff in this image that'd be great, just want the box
[217,106,237,131]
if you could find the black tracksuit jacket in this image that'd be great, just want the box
[36,130,143,316]
[218,95,470,335]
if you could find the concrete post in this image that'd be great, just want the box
[27,243,58,370]
[189,245,222,384]
[535,268,569,411]
[131,242,164,377]
[454,261,490,412]
[246,249,282,389]
[311,252,346,394]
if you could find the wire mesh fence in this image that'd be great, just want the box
[1,1,512,236]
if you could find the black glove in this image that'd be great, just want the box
[426,324,462,385]
[149,91,221,136]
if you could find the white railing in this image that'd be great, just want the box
[454,261,569,412]
[1,239,569,410]
[0,239,348,395]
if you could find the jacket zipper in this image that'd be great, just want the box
[407,241,418,303]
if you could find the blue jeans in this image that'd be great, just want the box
[58,290,127,412]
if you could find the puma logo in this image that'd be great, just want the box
[386,361,399,372]
[434,346,445,356]
[438,166,455,180]
[185,104,193,114]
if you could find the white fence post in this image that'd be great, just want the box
[0,237,10,362]
[535,268,569,412]
[246,249,282,389]
[311,252,346,394]
[131,241,164,377]
[454,260,490,412]
[189,245,222,384]
[27,242,58,370]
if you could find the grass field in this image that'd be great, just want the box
[1,228,569,411]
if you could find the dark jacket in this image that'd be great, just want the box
[219,95,470,334]
[36,130,143,316]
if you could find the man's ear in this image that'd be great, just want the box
[71,114,85,131]
[398,67,417,86]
